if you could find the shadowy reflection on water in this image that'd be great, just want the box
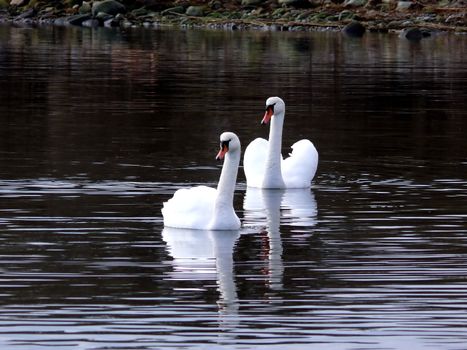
[0,24,467,349]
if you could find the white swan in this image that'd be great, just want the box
[162,132,241,230]
[244,97,318,189]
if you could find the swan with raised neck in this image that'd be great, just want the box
[209,132,241,230]
[162,132,241,230]
[243,97,319,189]
[262,96,286,188]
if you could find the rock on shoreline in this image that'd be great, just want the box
[0,0,466,33]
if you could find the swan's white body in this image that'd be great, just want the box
[244,97,318,189]
[162,132,241,230]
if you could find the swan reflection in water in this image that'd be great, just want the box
[162,188,317,313]
[243,187,318,290]
[162,227,240,316]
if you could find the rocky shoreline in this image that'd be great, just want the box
[0,0,466,35]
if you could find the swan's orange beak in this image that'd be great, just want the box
[261,105,274,125]
[216,144,228,160]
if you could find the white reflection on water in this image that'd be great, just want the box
[243,188,318,290]
[244,187,317,229]
[162,227,240,316]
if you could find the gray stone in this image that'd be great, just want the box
[185,6,204,17]
[54,17,68,26]
[400,27,422,41]
[96,11,114,21]
[417,14,437,22]
[396,1,413,11]
[161,6,185,15]
[9,0,28,6]
[104,17,120,27]
[131,7,148,17]
[402,20,414,27]
[210,1,222,10]
[445,13,466,25]
[15,8,36,19]
[342,20,366,37]
[421,29,431,37]
[377,23,388,33]
[343,0,367,7]
[79,1,92,14]
[338,10,355,21]
[387,20,402,29]
[92,0,126,16]
[451,0,467,6]
[82,19,100,27]
[121,20,133,28]
[66,14,92,26]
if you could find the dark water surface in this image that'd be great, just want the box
[1,25,467,349]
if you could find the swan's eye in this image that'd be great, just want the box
[265,103,275,113]
[220,140,230,150]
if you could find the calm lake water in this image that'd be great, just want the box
[1,24,467,350]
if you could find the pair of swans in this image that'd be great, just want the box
[162,97,319,230]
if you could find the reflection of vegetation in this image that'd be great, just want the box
[1,25,466,180]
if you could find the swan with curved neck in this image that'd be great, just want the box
[244,97,318,189]
[162,132,241,230]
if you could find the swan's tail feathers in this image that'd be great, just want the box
[282,139,319,188]
[243,137,269,188]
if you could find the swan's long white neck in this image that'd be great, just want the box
[263,111,285,188]
[214,148,240,211]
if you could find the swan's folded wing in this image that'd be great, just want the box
[243,138,268,188]
[162,185,217,229]
[282,139,318,188]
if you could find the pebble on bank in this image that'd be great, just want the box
[0,0,466,34]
